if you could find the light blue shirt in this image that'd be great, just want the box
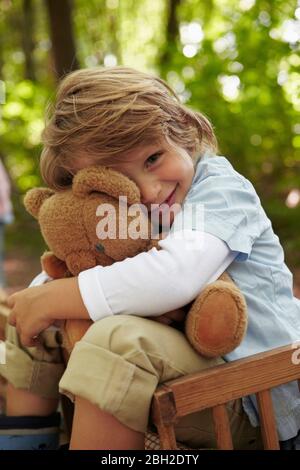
[177,153,300,441]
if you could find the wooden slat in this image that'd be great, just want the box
[0,289,9,340]
[157,345,300,417]
[256,390,280,450]
[151,386,178,449]
[212,404,233,449]
[156,423,178,450]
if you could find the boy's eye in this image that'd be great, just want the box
[145,152,162,168]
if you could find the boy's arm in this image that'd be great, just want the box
[7,230,236,347]
[78,230,237,321]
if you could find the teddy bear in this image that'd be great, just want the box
[24,165,248,358]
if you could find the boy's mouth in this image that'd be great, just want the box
[150,186,177,214]
[162,186,177,207]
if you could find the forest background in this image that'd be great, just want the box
[0,0,299,290]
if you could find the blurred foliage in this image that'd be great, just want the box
[1,80,48,190]
[0,0,299,267]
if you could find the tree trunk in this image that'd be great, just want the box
[45,0,79,80]
[159,0,181,67]
[22,0,36,81]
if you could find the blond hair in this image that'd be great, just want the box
[40,66,217,189]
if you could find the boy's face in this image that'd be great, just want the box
[112,140,195,227]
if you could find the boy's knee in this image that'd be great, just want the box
[81,315,158,356]
[76,315,215,381]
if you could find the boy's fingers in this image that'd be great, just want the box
[152,315,172,325]
[151,309,186,326]
[168,309,186,322]
[8,311,16,326]
[20,334,39,348]
[6,294,16,309]
[20,336,31,348]
[162,309,186,323]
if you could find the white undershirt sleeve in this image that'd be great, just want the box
[28,271,52,287]
[78,230,237,322]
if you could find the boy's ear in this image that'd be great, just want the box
[72,166,141,205]
[23,188,55,219]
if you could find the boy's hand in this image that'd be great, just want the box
[7,284,57,347]
[151,308,186,326]
[7,277,89,348]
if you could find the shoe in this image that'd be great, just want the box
[0,412,61,450]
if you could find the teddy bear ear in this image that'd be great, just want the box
[72,166,141,205]
[23,188,55,219]
[41,251,69,279]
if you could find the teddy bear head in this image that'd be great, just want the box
[24,166,156,278]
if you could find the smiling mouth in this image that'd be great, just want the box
[149,186,177,213]
[162,186,177,205]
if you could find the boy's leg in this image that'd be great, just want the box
[6,382,58,416]
[59,315,262,450]
[0,323,64,449]
[70,396,144,450]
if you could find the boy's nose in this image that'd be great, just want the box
[140,181,162,206]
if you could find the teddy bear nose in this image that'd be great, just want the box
[95,243,105,253]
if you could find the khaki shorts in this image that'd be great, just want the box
[1,316,262,449]
[1,323,65,399]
